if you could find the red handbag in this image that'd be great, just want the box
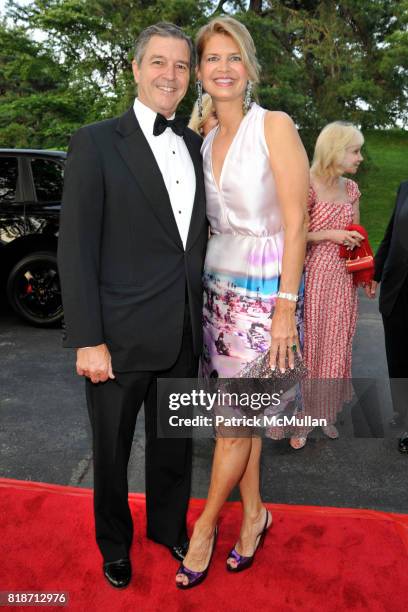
[345,247,374,273]
[339,224,374,286]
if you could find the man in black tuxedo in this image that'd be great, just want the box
[58,22,207,587]
[366,181,408,452]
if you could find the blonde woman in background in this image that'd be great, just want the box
[189,92,218,136]
[290,122,364,449]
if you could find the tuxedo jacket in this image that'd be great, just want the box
[374,180,408,317]
[57,107,208,372]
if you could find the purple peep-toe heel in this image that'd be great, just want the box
[176,526,218,590]
[226,508,271,573]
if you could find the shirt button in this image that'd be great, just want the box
[178,210,182,214]
[172,151,175,154]
[176,180,180,184]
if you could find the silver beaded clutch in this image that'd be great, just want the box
[236,351,308,394]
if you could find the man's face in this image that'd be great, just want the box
[132,35,191,117]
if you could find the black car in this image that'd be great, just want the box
[0,149,66,326]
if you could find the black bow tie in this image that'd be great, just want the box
[153,113,187,137]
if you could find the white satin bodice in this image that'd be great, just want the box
[201,103,283,238]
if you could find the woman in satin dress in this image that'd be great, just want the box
[176,16,309,589]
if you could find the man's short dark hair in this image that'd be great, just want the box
[134,22,194,70]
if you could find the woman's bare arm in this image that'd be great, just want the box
[352,198,360,224]
[264,111,309,371]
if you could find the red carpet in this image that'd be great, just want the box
[1,478,408,612]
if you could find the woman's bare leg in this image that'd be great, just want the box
[176,435,252,585]
[227,436,272,568]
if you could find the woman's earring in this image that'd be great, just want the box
[196,80,203,119]
[244,80,253,113]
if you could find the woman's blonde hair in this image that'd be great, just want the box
[311,121,364,178]
[188,93,215,135]
[195,16,261,86]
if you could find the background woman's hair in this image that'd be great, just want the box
[311,121,364,178]
[195,16,261,85]
[189,93,214,134]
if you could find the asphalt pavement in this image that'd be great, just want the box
[0,290,406,513]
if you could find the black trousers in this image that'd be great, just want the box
[382,274,408,427]
[85,307,198,562]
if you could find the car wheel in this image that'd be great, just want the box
[6,251,63,327]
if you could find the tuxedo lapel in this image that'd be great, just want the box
[396,183,408,215]
[395,183,408,244]
[115,108,183,250]
[184,129,206,252]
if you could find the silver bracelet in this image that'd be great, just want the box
[276,291,298,302]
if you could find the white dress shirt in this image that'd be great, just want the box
[133,98,196,249]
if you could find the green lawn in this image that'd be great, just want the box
[358,130,407,251]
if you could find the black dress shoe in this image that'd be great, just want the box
[103,558,131,588]
[168,541,189,562]
[398,433,408,454]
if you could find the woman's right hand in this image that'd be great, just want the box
[327,229,364,249]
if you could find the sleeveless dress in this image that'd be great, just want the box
[302,180,360,424]
[201,103,303,379]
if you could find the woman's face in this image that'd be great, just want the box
[197,33,248,104]
[341,137,364,174]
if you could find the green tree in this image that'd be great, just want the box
[6,0,215,119]
[0,0,406,149]
[241,0,408,129]
[0,20,100,147]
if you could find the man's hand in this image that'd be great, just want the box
[364,280,378,299]
[76,344,115,383]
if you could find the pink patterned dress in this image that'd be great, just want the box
[303,179,361,423]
